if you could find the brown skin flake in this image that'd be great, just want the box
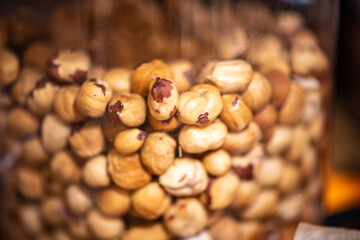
[233,164,253,180]
[178,174,187,183]
[232,96,239,107]
[89,79,97,82]
[183,68,194,83]
[206,178,216,205]
[107,100,124,121]
[28,76,53,97]
[151,78,173,103]
[71,70,87,84]
[167,215,176,221]
[137,131,148,141]
[169,105,177,118]
[94,83,106,96]
[197,112,209,124]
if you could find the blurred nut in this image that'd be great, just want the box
[0,48,19,85]
[131,182,171,220]
[253,104,277,140]
[278,82,305,124]
[108,149,151,190]
[178,84,222,126]
[232,144,264,180]
[19,205,42,235]
[168,59,194,93]
[203,149,231,176]
[41,114,70,153]
[140,132,176,175]
[217,27,248,59]
[179,120,227,153]
[41,197,66,226]
[238,221,263,240]
[67,218,91,240]
[285,124,310,162]
[278,164,301,194]
[50,150,80,184]
[159,158,208,196]
[82,155,111,188]
[277,192,305,221]
[275,11,304,36]
[21,136,49,166]
[131,59,173,97]
[54,85,85,122]
[163,198,208,237]
[0,93,12,108]
[241,190,279,219]
[23,41,53,70]
[11,67,42,105]
[255,157,284,187]
[107,93,146,127]
[115,128,147,155]
[308,112,324,143]
[47,49,90,84]
[305,177,321,201]
[148,114,181,132]
[182,231,212,240]
[231,181,260,209]
[103,67,131,94]
[87,210,124,239]
[88,65,106,79]
[290,29,319,48]
[65,184,92,215]
[75,78,113,118]
[291,45,329,76]
[17,167,44,199]
[196,59,218,84]
[209,216,240,240]
[265,126,293,155]
[95,186,130,217]
[300,145,317,177]
[8,107,39,137]
[123,223,170,240]
[220,94,253,132]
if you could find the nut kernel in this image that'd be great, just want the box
[115,128,147,155]
[202,149,231,176]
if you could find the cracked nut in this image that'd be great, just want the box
[0,48,19,85]
[115,128,147,155]
[11,67,42,105]
[209,216,240,240]
[168,59,194,93]
[21,136,49,166]
[232,144,264,180]
[103,67,131,94]
[278,82,305,125]
[50,150,80,184]
[17,167,44,199]
[241,190,279,219]
[253,104,277,141]
[41,114,70,153]
[8,107,39,137]
[53,85,85,122]
[203,149,231,176]
[265,126,293,155]
[95,186,130,217]
[148,114,181,132]
[123,223,170,240]
[82,155,111,188]
[278,164,301,194]
[65,184,92,215]
[255,157,284,187]
[231,181,260,209]
[87,210,124,239]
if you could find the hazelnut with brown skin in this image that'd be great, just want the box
[168,59,194,93]
[122,223,170,240]
[255,157,285,187]
[131,182,171,220]
[196,59,218,83]
[65,184,92,216]
[285,124,310,162]
[131,59,174,97]
[87,210,124,239]
[107,93,146,127]
[163,198,208,238]
[95,186,130,217]
[11,67,42,105]
[103,67,131,94]
[47,49,91,84]
[41,114,70,154]
[115,128,147,155]
[291,45,329,76]
[148,114,182,132]
[209,216,240,240]
[8,107,39,137]
[75,78,113,118]
[241,190,279,220]
[232,144,264,180]
[148,78,179,121]
[41,197,66,226]
[253,104,277,141]
[0,48,19,85]
[231,181,260,209]
[19,205,42,235]
[21,136,49,166]
[17,167,44,199]
[203,149,232,176]
[178,84,222,126]
[50,150,80,184]
[23,41,53,71]
[140,132,176,175]
[220,94,253,132]
[108,149,151,190]
[278,82,305,125]
[265,126,293,155]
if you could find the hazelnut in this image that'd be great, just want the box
[8,107,39,137]
[88,65,106,79]
[232,144,264,180]
[65,184,92,215]
[148,78,179,120]
[223,122,262,155]
[42,169,65,195]
[242,72,272,112]
[196,59,218,84]
[53,85,85,123]
[291,45,329,76]
[285,124,310,162]
[50,150,81,184]
[69,120,104,158]
[19,205,42,235]
[168,59,194,93]
[0,48,19,85]
[107,93,146,127]
[140,132,176,175]
[238,221,263,240]
[265,126,293,155]
[231,181,260,208]
[95,186,130,217]
[253,104,277,140]
[275,11,304,36]
[220,94,253,132]
[87,210,124,239]
[163,198,208,237]
[103,67,131,94]
[148,114,181,132]
[75,78,113,118]
[277,192,304,221]
[16,167,44,199]
[21,136,49,166]
[208,60,253,93]
[308,112,324,143]
[300,145,317,177]
[131,59,173,97]
[216,27,248,59]
[159,158,208,196]
[179,120,227,153]
[131,182,171,220]
[290,29,319,48]
[209,216,240,240]
[41,114,70,153]
[115,128,147,155]
[203,149,231,176]
[82,155,111,188]
[304,177,321,201]
[108,149,151,190]
[255,157,285,187]
[41,197,66,226]
[11,67,42,105]
[23,41,53,70]
[278,164,301,194]
[67,218,91,240]
[182,231,212,240]
[47,49,90,84]
[123,223,170,240]
[241,190,279,219]
[178,84,222,126]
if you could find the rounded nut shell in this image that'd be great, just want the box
[82,155,111,188]
[203,149,232,176]
[265,126,293,155]
[0,48,19,85]
[65,184,92,215]
[209,216,240,240]
[255,157,285,187]
[17,167,44,199]
[8,107,39,137]
[41,114,70,154]
[231,181,260,209]
[50,150,80,184]
[87,210,124,239]
[253,104,277,140]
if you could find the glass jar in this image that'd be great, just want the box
[0,0,337,239]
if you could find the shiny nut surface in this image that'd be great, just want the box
[114,128,147,155]
[203,149,232,176]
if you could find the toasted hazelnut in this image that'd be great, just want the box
[203,149,231,176]
[95,186,130,217]
[88,65,106,79]
[8,107,39,137]
[275,11,304,36]
[108,149,151,190]
[217,27,248,60]
[308,112,324,143]
[290,29,319,48]
[253,104,277,140]
[220,94,253,132]
[179,120,227,153]
[131,59,174,97]
[65,184,92,215]
[278,164,301,193]
[291,45,329,76]
[148,114,182,132]
[163,198,208,237]
[140,132,176,175]
[21,136,49,166]
[87,210,124,239]
[23,41,53,70]
[223,122,262,155]
[196,59,218,84]
[278,82,305,125]
[17,167,44,199]
[67,218,91,240]
[178,84,222,126]
[82,155,111,188]
[265,126,293,155]
[168,60,194,93]
[103,67,131,94]
[300,145,317,177]
[209,216,240,240]
[69,121,104,158]
[277,192,304,221]
[131,182,171,220]
[11,67,42,105]
[238,221,263,240]
[114,128,147,155]
[285,124,310,162]
[123,223,170,240]
[54,85,85,122]
[50,150,80,184]
[231,181,260,209]
[255,157,285,187]
[241,190,279,219]
[0,48,19,85]
[75,78,113,118]
[159,158,208,196]
[47,49,90,84]
[19,205,42,235]
[148,78,179,120]
[232,144,264,180]
[41,114,70,153]
[41,197,66,226]
[107,93,146,127]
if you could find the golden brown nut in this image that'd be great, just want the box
[95,186,130,217]
[107,93,146,127]
[241,190,279,219]
[203,149,231,176]
[178,84,222,126]
[52,230,72,240]
[67,218,91,240]
[278,82,305,125]
[278,164,301,194]
[265,126,293,155]
[108,149,151,190]
[163,198,208,237]
[291,45,329,76]
[182,231,212,240]
[290,29,319,48]
[231,181,260,209]
[88,65,106,79]
[75,78,113,118]
[217,27,248,60]
[41,197,66,226]
[82,155,111,188]
[131,182,171,220]
[196,59,218,84]
[308,112,324,143]
[53,85,85,122]
[253,104,277,140]
[220,94,253,132]
[140,132,176,175]
[209,216,240,240]
[285,124,310,162]
[148,114,182,132]
[123,223,170,240]
[114,128,147,155]
[17,167,44,199]
[41,114,70,153]
[47,49,90,84]
[277,192,305,221]
[19,205,42,235]
[168,59,194,93]
[255,157,285,187]
[0,48,19,85]
[179,120,227,153]
[21,136,49,166]
[300,145,317,177]
[131,59,173,97]
[238,221,263,240]
[208,60,253,93]
[275,11,304,36]
[8,107,39,137]
[102,115,127,143]
[65,184,92,215]
[87,210,124,239]
[50,150,80,184]
[103,67,131,94]
[232,144,264,180]
[69,120,104,158]
[23,41,53,71]
[11,67,42,105]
